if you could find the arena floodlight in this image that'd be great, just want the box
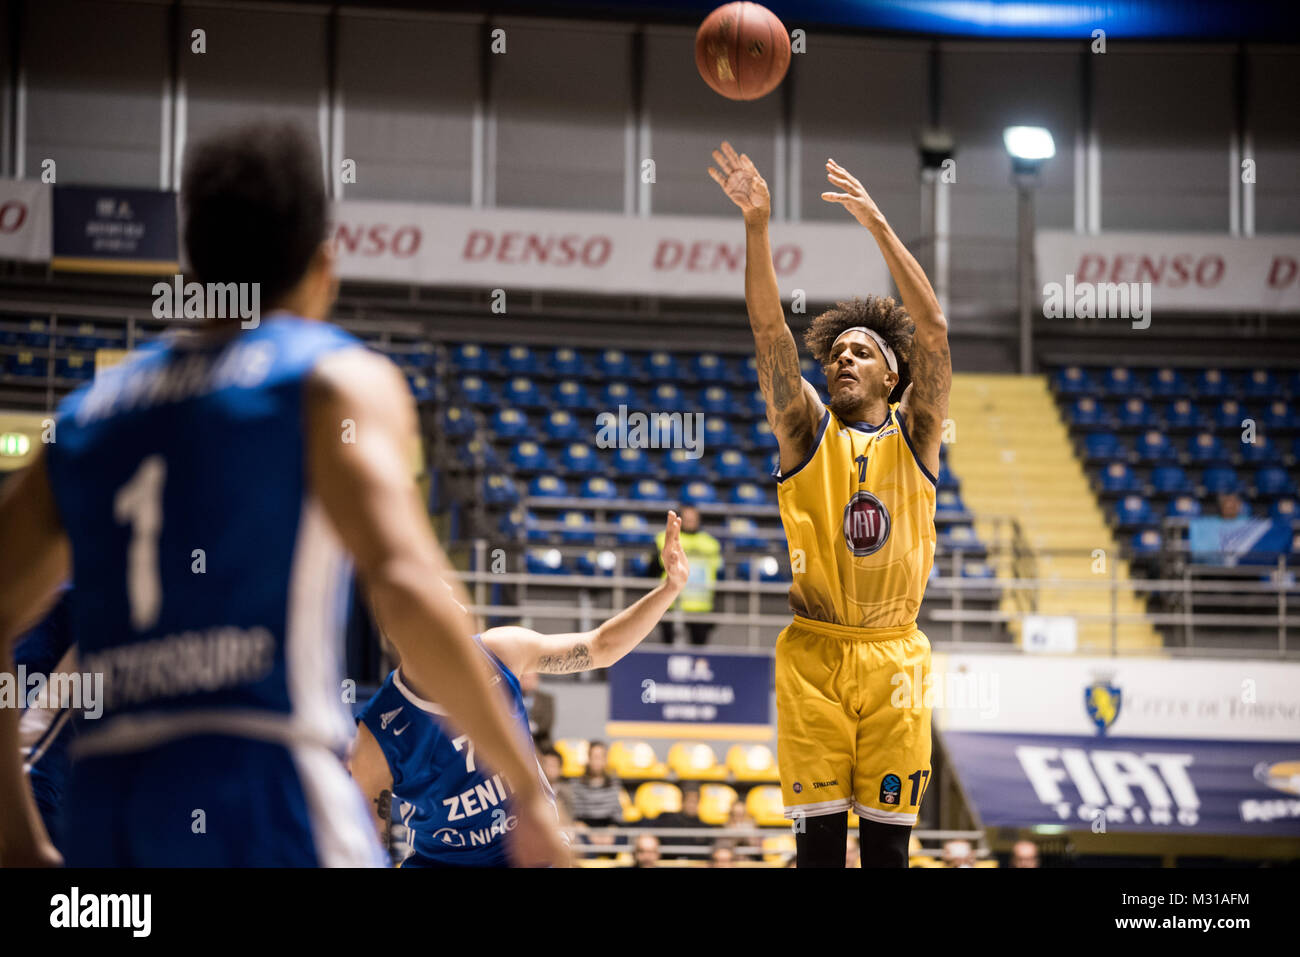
[1003,126,1056,176]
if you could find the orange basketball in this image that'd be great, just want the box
[695,2,791,101]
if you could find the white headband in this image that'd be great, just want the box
[832,326,898,375]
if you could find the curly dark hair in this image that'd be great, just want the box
[803,295,914,403]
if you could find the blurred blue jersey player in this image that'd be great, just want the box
[13,587,76,852]
[0,122,565,868]
[350,512,689,867]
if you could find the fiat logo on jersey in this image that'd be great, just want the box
[843,490,890,556]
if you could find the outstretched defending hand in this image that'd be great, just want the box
[659,510,689,593]
[821,158,886,231]
[708,141,770,223]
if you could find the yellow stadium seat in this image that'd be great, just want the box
[554,738,588,777]
[619,787,643,823]
[745,785,787,827]
[608,740,668,779]
[667,742,727,780]
[697,783,739,824]
[634,781,683,820]
[762,833,796,865]
[726,744,779,782]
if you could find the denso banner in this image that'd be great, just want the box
[0,179,51,263]
[331,199,890,300]
[1036,230,1300,313]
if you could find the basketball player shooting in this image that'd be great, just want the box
[709,141,950,868]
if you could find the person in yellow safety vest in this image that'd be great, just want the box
[650,505,722,645]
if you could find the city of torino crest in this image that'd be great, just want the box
[1084,672,1122,735]
[842,490,891,556]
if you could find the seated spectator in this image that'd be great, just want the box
[633,833,660,868]
[710,840,737,868]
[519,671,554,750]
[1011,839,1040,868]
[942,839,976,868]
[654,783,709,858]
[569,741,624,828]
[539,748,574,828]
[725,800,762,852]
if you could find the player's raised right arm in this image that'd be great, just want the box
[709,141,823,473]
[307,348,565,868]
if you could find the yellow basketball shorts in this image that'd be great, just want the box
[775,615,933,826]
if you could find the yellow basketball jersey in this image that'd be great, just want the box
[774,403,937,628]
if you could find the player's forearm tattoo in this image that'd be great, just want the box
[756,333,803,413]
[907,337,951,443]
[375,788,393,849]
[536,643,592,674]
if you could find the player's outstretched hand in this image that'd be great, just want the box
[660,510,689,593]
[821,158,886,231]
[708,141,770,222]
[509,793,572,868]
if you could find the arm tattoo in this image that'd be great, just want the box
[756,333,803,413]
[375,787,393,850]
[906,336,952,447]
[536,643,592,674]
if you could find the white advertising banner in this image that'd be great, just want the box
[1036,230,1300,314]
[931,652,1300,742]
[331,200,891,300]
[0,179,52,263]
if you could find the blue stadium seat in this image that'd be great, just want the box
[482,474,520,507]
[528,475,569,499]
[1165,495,1201,518]
[1101,367,1141,396]
[503,377,546,409]
[450,343,492,373]
[1148,367,1188,398]
[1196,369,1233,398]
[573,550,618,577]
[543,409,583,443]
[704,417,734,449]
[501,345,540,376]
[1270,497,1299,522]
[1135,429,1177,463]
[1149,465,1192,495]
[547,347,586,378]
[1083,432,1123,461]
[1053,366,1093,396]
[626,553,653,577]
[560,443,600,476]
[1068,397,1107,429]
[558,511,595,544]
[526,548,567,575]
[1162,399,1198,430]
[699,386,736,416]
[492,408,530,440]
[743,389,767,418]
[936,489,967,515]
[801,357,826,389]
[440,405,475,439]
[730,482,767,506]
[408,374,435,402]
[553,379,592,410]
[680,480,718,505]
[940,525,985,555]
[1201,466,1241,495]
[737,355,761,385]
[1131,529,1162,556]
[57,354,93,381]
[630,478,668,502]
[1212,399,1247,431]
[664,448,705,480]
[612,446,649,477]
[1099,462,1141,494]
[1240,435,1282,466]
[457,374,496,406]
[960,561,996,580]
[689,353,726,384]
[937,460,959,491]
[1254,467,1296,497]
[600,381,638,409]
[498,507,527,540]
[1287,371,1300,399]
[581,476,618,501]
[725,516,767,550]
[649,383,683,409]
[643,351,680,382]
[712,449,751,481]
[1241,369,1278,400]
[1116,398,1155,429]
[734,557,785,583]
[614,513,655,546]
[596,349,633,380]
[1262,400,1296,432]
[510,441,552,473]
[1115,494,1154,527]
[1187,432,1228,464]
[748,420,778,451]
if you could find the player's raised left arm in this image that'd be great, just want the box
[823,158,951,477]
[486,512,689,675]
